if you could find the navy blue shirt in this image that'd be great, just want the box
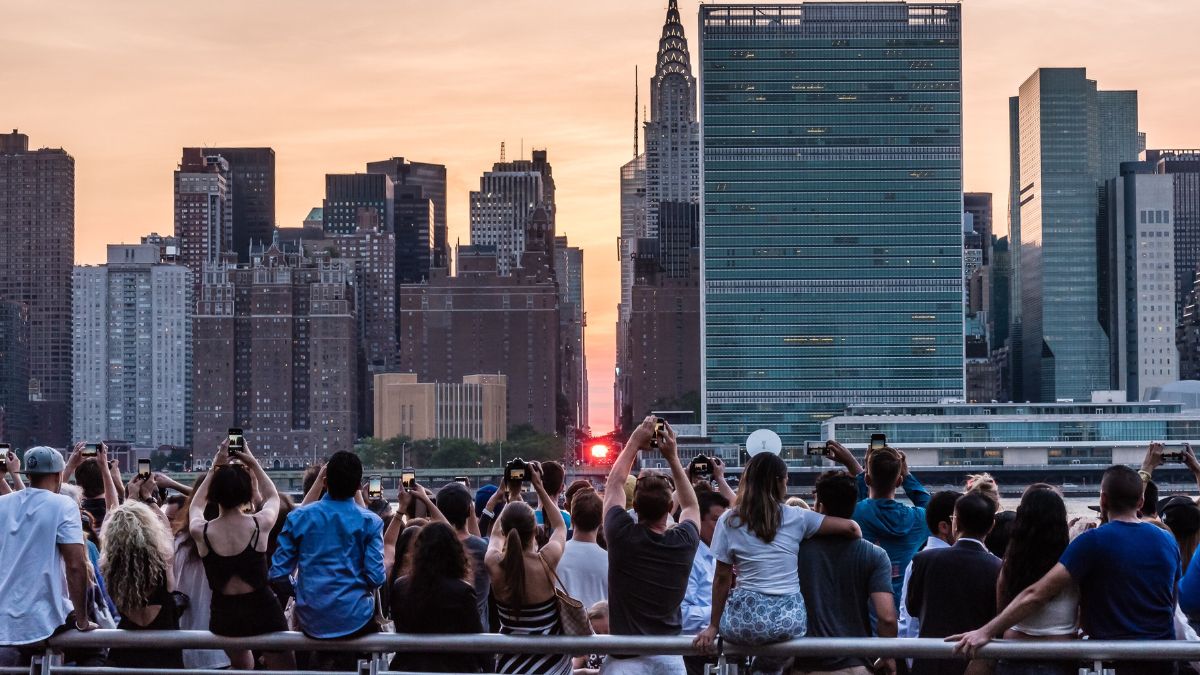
[269,496,385,638]
[1059,520,1180,640]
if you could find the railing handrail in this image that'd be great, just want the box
[25,630,1200,661]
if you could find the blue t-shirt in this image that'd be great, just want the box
[1059,520,1179,640]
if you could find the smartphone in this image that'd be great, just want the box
[227,428,245,453]
[806,440,828,456]
[401,469,415,490]
[137,458,151,477]
[454,476,470,487]
[81,443,99,458]
[870,433,887,451]
[368,475,383,499]
[650,417,665,449]
[1164,447,1187,463]
[0,444,7,471]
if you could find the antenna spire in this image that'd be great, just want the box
[634,65,640,158]
[500,141,506,162]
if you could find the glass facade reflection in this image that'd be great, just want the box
[699,3,964,447]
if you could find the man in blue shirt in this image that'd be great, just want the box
[828,441,930,603]
[681,490,729,675]
[270,451,384,670]
[951,464,1181,675]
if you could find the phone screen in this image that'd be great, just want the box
[368,475,383,498]
[806,441,827,456]
[402,472,415,489]
[137,458,151,477]
[227,428,244,452]
[455,477,469,486]
[870,434,886,451]
[508,468,526,482]
[82,443,99,457]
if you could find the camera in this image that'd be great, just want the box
[870,433,887,451]
[506,458,528,484]
[401,468,416,490]
[806,440,828,456]
[690,454,712,477]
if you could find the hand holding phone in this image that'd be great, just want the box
[806,441,828,456]
[81,443,99,458]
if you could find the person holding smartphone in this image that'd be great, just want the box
[189,440,293,671]
[64,443,119,529]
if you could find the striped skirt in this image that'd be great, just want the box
[496,597,572,675]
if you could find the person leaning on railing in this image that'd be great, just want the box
[0,446,98,665]
[951,465,1181,675]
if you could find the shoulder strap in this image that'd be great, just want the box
[202,521,212,550]
[537,553,566,594]
[250,518,262,549]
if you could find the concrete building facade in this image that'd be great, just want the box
[175,149,232,292]
[192,245,357,463]
[73,244,191,448]
[373,373,507,443]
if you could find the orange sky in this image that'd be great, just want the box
[3,0,1197,434]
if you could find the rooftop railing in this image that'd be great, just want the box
[2,630,1197,675]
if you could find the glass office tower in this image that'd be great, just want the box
[699,3,964,447]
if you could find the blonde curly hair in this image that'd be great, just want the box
[100,501,172,613]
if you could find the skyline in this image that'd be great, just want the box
[4,0,1198,433]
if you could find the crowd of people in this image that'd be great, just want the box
[4,422,1200,675]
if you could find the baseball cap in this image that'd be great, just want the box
[1159,495,1200,538]
[23,446,65,475]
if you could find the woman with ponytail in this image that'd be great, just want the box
[694,452,862,673]
[485,462,571,675]
[100,500,184,669]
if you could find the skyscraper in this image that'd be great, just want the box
[0,301,30,448]
[184,147,275,263]
[392,184,435,284]
[616,2,702,432]
[644,0,700,240]
[699,4,964,447]
[0,130,75,446]
[469,165,548,276]
[1012,68,1140,402]
[366,158,448,269]
[192,245,357,464]
[174,149,232,291]
[1102,162,1177,400]
[1145,149,1200,322]
[322,173,392,236]
[555,236,587,432]
[73,244,191,447]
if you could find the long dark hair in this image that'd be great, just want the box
[730,452,787,543]
[407,522,470,606]
[498,500,536,609]
[1001,487,1069,603]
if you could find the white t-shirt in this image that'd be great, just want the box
[554,538,608,612]
[0,487,84,645]
[710,505,825,595]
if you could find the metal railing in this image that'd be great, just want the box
[5,630,1199,675]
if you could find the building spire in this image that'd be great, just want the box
[634,65,640,159]
[655,0,692,80]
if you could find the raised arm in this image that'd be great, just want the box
[188,442,228,552]
[408,480,446,525]
[237,442,280,534]
[710,457,736,504]
[97,444,119,513]
[108,459,124,502]
[604,416,654,518]
[530,462,566,562]
[825,440,864,476]
[899,452,930,507]
[661,423,699,528]
[8,451,24,492]
[302,463,327,505]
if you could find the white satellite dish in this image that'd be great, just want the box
[745,429,782,456]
